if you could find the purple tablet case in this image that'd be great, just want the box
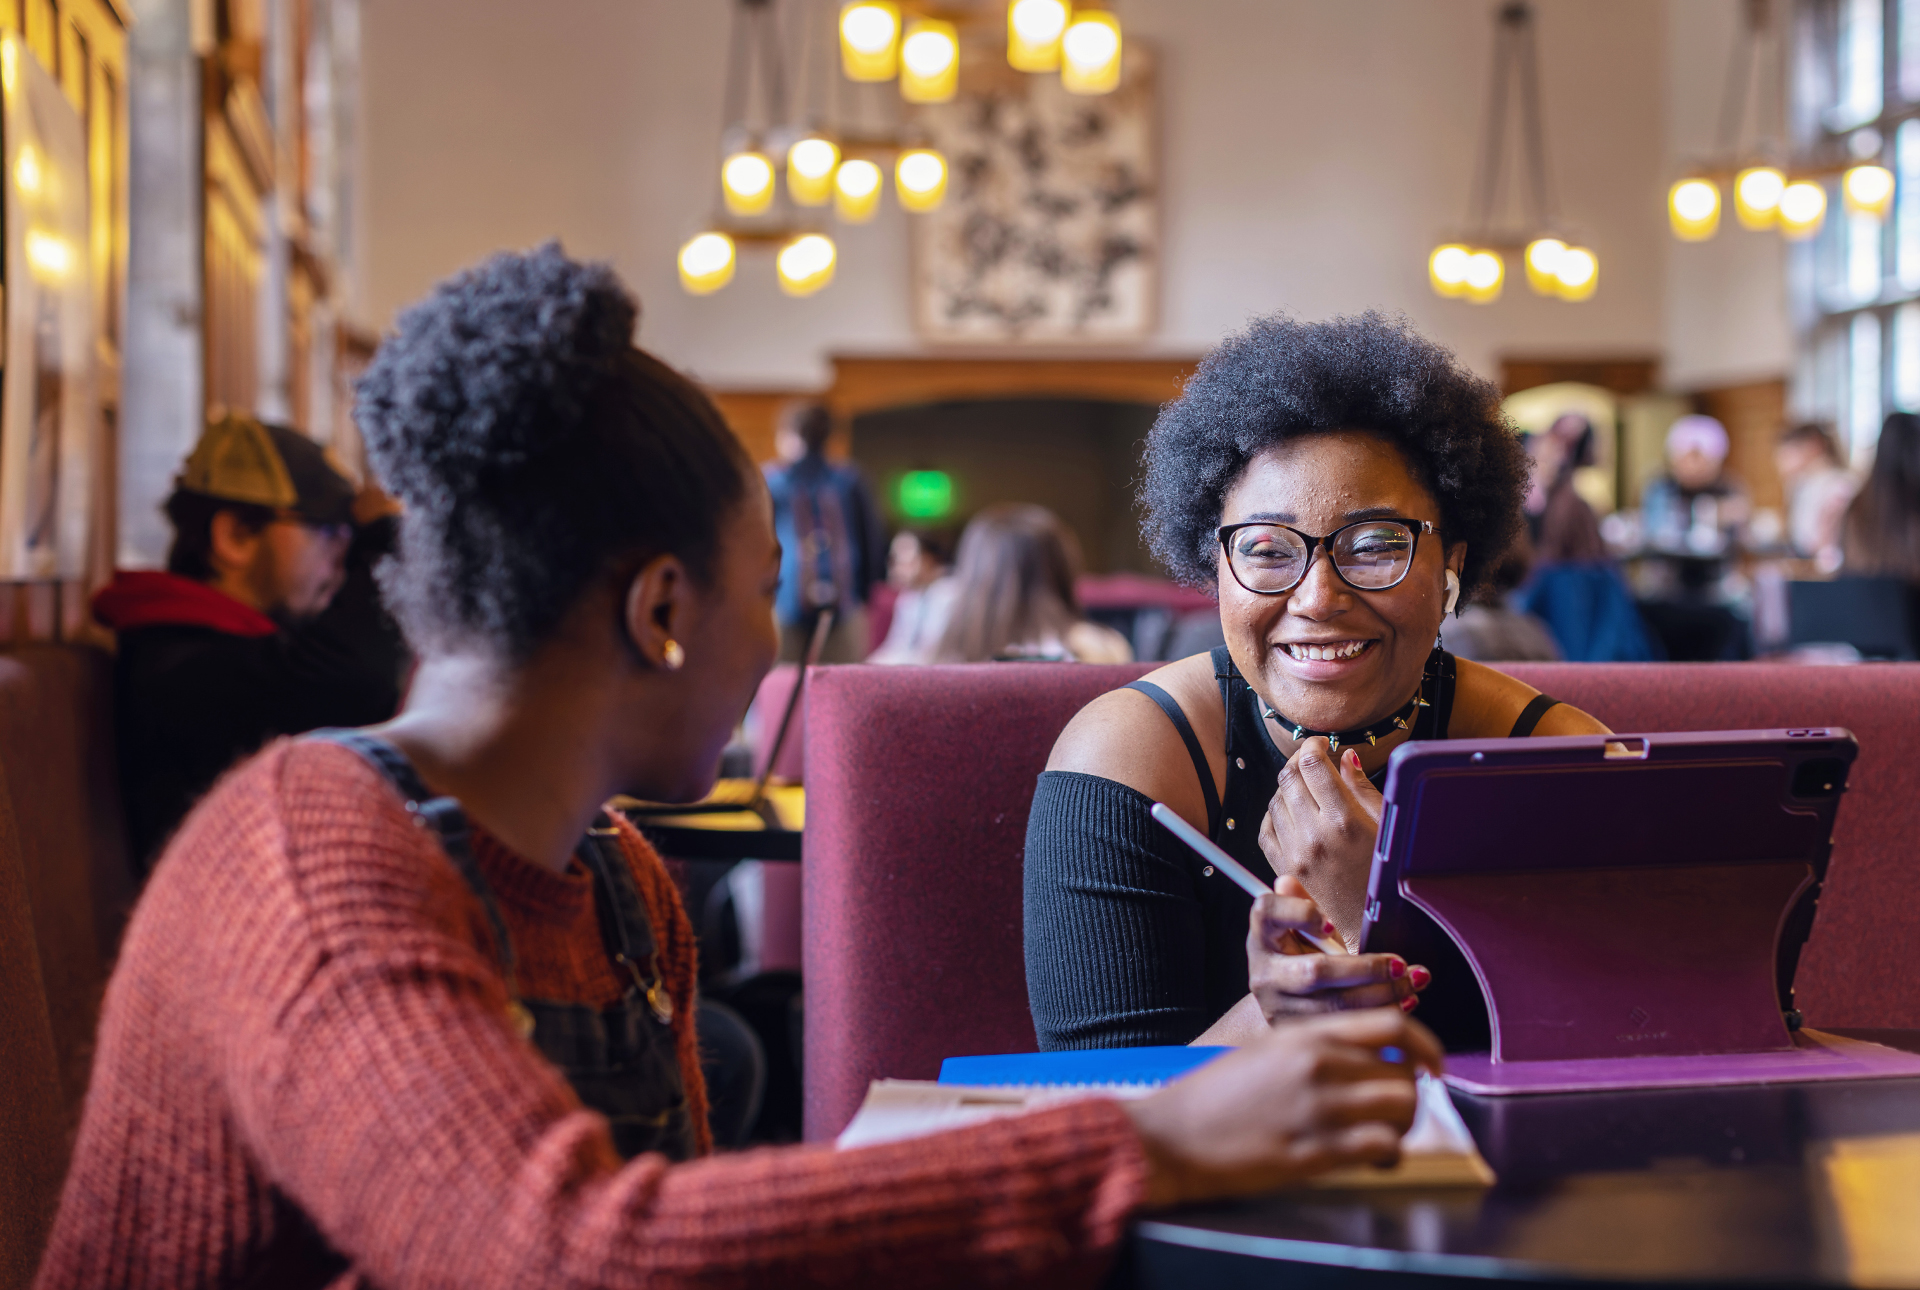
[1359,729,1920,1094]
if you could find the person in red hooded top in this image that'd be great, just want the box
[91,415,409,869]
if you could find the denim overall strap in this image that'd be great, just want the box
[312,729,521,993]
[576,816,676,1026]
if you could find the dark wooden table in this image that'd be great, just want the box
[1127,1032,1920,1287]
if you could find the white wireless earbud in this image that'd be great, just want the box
[1443,569,1461,616]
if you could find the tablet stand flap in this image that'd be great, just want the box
[1404,862,1809,1062]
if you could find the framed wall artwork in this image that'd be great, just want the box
[910,41,1157,345]
[0,39,96,579]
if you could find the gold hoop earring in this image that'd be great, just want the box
[661,640,686,671]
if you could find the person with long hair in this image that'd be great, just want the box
[1842,411,1920,581]
[37,248,1439,1289]
[932,503,1131,662]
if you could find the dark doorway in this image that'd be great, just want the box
[849,397,1159,574]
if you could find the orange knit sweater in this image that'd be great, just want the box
[35,741,1146,1288]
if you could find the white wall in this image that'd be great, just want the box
[1662,0,1795,392]
[364,0,1699,390]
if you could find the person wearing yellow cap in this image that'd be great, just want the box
[92,415,410,869]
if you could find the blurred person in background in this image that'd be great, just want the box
[1843,411,1920,582]
[1775,422,1856,571]
[1635,415,1750,660]
[867,528,957,664]
[764,401,885,662]
[91,415,409,870]
[1641,415,1749,561]
[932,503,1132,663]
[1445,546,1560,663]
[1524,413,1607,564]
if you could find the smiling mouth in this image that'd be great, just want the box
[1282,640,1376,662]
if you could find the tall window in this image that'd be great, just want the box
[1801,0,1920,465]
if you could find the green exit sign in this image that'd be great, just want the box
[896,470,954,520]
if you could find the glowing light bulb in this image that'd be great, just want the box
[1734,166,1786,230]
[1844,164,1895,218]
[1553,245,1598,301]
[1779,180,1828,240]
[787,135,841,206]
[721,150,775,216]
[900,19,958,102]
[1463,249,1504,304]
[1061,10,1121,95]
[777,233,837,296]
[840,2,900,81]
[1008,0,1069,72]
[14,144,40,194]
[1669,178,1720,241]
[1428,243,1472,298]
[896,148,948,211]
[678,232,736,295]
[25,230,71,278]
[1524,237,1566,295]
[835,158,883,222]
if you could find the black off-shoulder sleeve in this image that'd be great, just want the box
[1023,770,1218,1050]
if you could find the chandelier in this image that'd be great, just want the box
[680,0,1124,298]
[1428,2,1596,305]
[1667,0,1884,246]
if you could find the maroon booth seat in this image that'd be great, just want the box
[803,662,1151,1140]
[0,645,137,1110]
[803,660,1920,1141]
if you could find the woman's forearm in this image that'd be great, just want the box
[1189,993,1269,1046]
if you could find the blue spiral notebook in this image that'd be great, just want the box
[937,1046,1228,1089]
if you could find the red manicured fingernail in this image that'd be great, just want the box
[1323,920,1338,936]
[1344,750,1362,770]
[1409,966,1431,989]
[1389,959,1407,979]
[1400,995,1418,1012]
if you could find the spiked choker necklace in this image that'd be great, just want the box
[1260,687,1430,754]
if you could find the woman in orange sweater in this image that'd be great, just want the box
[38,245,1439,1289]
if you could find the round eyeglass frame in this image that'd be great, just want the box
[1217,518,1440,596]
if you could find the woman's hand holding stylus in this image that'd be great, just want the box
[1126,1008,1443,1208]
[1247,875,1430,1023]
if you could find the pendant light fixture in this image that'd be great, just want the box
[895,147,949,210]
[900,17,958,102]
[839,1,900,81]
[677,0,960,297]
[1429,3,1595,305]
[786,133,841,205]
[1007,0,1069,72]
[1666,0,1864,246]
[1061,7,1121,95]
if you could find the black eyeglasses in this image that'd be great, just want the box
[1218,518,1439,595]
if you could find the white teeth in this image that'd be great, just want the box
[1288,641,1368,662]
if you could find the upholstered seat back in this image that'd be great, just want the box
[0,645,136,1107]
[802,662,1151,1139]
[804,660,1920,1141]
[0,775,67,1290]
[1497,662,1920,1032]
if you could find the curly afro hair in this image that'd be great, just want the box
[355,243,750,662]
[1140,310,1528,599]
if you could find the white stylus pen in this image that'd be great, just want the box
[1149,801,1347,955]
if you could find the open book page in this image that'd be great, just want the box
[837,1072,1493,1188]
